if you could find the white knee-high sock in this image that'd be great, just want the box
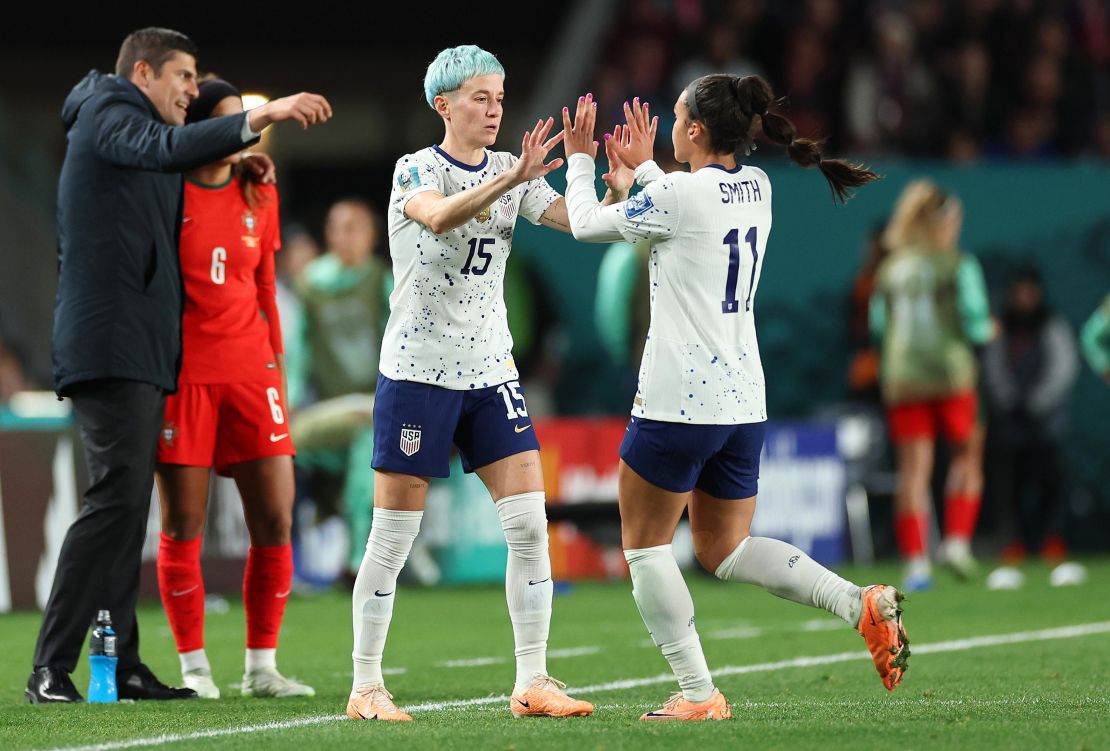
[496,492,552,691]
[715,536,862,626]
[625,545,715,702]
[351,508,422,689]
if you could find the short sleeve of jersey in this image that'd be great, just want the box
[517,170,561,224]
[260,183,281,253]
[390,152,443,216]
[615,175,681,244]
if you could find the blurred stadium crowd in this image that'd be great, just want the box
[593,0,1110,159]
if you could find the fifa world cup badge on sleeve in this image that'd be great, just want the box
[625,191,654,218]
[397,166,421,193]
[400,424,422,456]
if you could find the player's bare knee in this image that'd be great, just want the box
[162,515,205,541]
[250,512,292,547]
[695,547,722,574]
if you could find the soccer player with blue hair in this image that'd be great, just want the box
[346,45,631,721]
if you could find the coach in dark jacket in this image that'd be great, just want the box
[29,27,331,704]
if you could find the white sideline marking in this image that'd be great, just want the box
[438,656,503,668]
[37,621,1110,751]
[548,646,603,658]
[800,618,844,632]
[705,626,764,640]
[438,645,601,667]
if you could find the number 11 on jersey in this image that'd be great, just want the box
[721,227,758,314]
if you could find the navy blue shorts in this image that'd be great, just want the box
[619,416,766,498]
[371,374,540,478]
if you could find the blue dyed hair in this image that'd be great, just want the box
[423,45,505,109]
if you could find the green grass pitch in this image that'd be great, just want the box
[2,559,1108,750]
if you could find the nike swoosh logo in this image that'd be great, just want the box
[182,216,192,223]
[275,590,290,598]
[374,590,393,597]
[528,578,550,586]
[270,433,289,442]
[514,698,530,708]
[514,424,532,434]
[171,585,199,597]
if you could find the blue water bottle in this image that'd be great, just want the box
[88,609,118,703]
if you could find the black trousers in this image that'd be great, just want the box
[984,437,1068,550]
[32,379,165,673]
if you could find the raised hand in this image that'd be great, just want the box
[602,125,634,196]
[512,116,564,184]
[561,93,598,159]
[615,97,658,169]
[248,92,333,132]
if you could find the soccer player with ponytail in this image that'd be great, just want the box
[155,78,313,700]
[561,75,908,720]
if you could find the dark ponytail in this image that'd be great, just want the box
[687,74,880,203]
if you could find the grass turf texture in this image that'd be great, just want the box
[2,559,1108,750]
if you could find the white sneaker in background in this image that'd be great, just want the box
[241,667,316,698]
[939,538,978,581]
[182,668,220,699]
[1049,561,1088,587]
[986,566,1025,591]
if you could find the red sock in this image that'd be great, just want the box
[944,493,981,540]
[157,533,205,653]
[895,512,929,559]
[244,544,293,650]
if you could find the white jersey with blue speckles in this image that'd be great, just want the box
[619,164,773,424]
[382,145,560,389]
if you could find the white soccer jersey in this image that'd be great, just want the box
[382,145,560,389]
[565,155,773,424]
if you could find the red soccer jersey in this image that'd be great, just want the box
[178,177,283,384]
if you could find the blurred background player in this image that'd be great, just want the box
[287,199,392,582]
[273,222,320,358]
[845,223,890,407]
[155,78,314,700]
[981,266,1078,569]
[1080,293,1110,384]
[563,81,905,720]
[870,180,993,591]
[345,44,631,721]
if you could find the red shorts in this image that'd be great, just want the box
[886,390,978,445]
[158,375,295,476]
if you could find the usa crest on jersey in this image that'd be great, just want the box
[399,424,422,456]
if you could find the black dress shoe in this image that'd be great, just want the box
[26,666,84,703]
[118,663,198,701]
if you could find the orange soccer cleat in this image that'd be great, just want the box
[346,683,413,721]
[509,674,594,718]
[858,584,910,691]
[640,689,732,721]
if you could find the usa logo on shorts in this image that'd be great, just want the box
[400,424,422,456]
